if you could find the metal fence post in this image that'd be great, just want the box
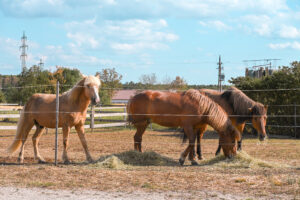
[294,103,297,138]
[90,105,94,131]
[55,81,59,166]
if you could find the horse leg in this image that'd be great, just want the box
[236,123,245,151]
[32,126,46,163]
[196,125,207,160]
[62,125,71,164]
[75,125,93,163]
[179,126,197,165]
[17,122,34,164]
[215,143,222,156]
[133,122,148,152]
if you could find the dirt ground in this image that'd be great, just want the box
[0,128,299,199]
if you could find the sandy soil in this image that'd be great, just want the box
[0,129,299,199]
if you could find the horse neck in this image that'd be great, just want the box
[204,103,229,132]
[65,85,91,112]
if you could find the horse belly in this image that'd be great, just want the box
[151,117,181,128]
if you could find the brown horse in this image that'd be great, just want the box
[7,75,101,164]
[187,87,268,160]
[127,89,240,165]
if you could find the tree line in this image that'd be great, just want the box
[0,65,219,105]
[1,61,300,137]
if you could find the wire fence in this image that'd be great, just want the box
[1,83,300,164]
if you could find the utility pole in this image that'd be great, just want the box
[217,55,224,92]
[38,58,44,68]
[20,31,28,71]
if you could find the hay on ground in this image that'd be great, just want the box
[95,151,178,167]
[200,151,289,169]
[92,156,128,169]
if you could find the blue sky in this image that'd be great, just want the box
[0,0,300,84]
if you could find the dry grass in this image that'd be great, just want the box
[0,128,299,199]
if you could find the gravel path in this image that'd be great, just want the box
[0,186,252,200]
[0,186,294,200]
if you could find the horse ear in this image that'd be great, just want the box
[81,74,87,78]
[95,74,100,79]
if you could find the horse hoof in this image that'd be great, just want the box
[191,160,198,166]
[63,160,70,165]
[198,156,204,160]
[179,158,185,166]
[38,160,47,164]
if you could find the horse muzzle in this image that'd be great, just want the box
[259,133,267,141]
[91,97,100,105]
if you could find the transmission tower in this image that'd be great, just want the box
[20,31,28,71]
[217,55,225,92]
[38,58,44,68]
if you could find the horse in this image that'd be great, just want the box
[186,87,268,160]
[127,89,241,165]
[7,75,101,164]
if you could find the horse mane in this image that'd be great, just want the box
[62,79,85,103]
[221,87,265,116]
[184,89,229,131]
[62,75,101,104]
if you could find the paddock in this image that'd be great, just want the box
[0,127,299,199]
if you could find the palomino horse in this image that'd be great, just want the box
[127,89,240,165]
[7,75,101,164]
[187,87,267,160]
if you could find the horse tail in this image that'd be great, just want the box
[7,108,26,154]
[126,98,133,124]
[182,129,188,144]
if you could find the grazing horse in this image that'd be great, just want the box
[187,87,268,160]
[127,89,240,165]
[7,75,101,164]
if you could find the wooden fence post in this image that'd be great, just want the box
[55,81,59,166]
[294,103,297,138]
[124,106,127,128]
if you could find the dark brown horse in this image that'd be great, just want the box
[187,87,268,160]
[127,89,240,165]
[7,75,101,164]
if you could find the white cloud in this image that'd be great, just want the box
[65,18,178,53]
[269,42,300,50]
[199,20,232,31]
[242,15,273,36]
[67,32,99,49]
[279,25,300,39]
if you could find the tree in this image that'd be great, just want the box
[139,73,157,89]
[97,68,122,105]
[52,67,82,93]
[0,90,6,103]
[170,76,188,90]
[229,61,300,137]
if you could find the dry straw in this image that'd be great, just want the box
[199,151,290,169]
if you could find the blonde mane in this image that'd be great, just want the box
[184,89,229,132]
[62,75,100,103]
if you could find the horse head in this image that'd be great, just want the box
[220,125,240,158]
[83,74,101,105]
[248,104,268,141]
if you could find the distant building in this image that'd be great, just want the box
[111,90,137,104]
[245,67,275,78]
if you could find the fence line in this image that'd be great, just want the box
[3,83,300,92]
